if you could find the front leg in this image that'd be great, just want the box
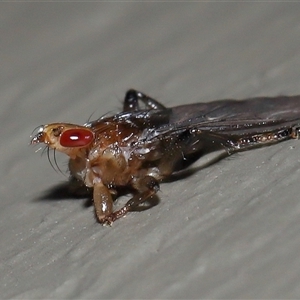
[123,89,167,112]
[93,182,113,223]
[100,175,160,226]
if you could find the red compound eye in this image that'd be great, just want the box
[60,129,94,147]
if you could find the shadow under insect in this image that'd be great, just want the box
[36,176,160,212]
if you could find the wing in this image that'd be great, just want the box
[150,95,300,135]
[144,95,300,152]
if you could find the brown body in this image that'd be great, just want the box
[31,90,300,225]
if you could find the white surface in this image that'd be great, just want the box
[1,3,300,299]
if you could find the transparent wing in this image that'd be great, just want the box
[154,95,300,138]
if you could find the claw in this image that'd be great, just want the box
[99,215,116,226]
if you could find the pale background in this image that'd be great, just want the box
[1,3,300,299]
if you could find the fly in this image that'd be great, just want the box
[31,89,300,225]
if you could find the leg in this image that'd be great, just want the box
[226,127,294,153]
[99,176,160,226]
[123,89,167,112]
[93,182,113,223]
[291,125,300,139]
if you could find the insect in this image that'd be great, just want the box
[31,89,300,225]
